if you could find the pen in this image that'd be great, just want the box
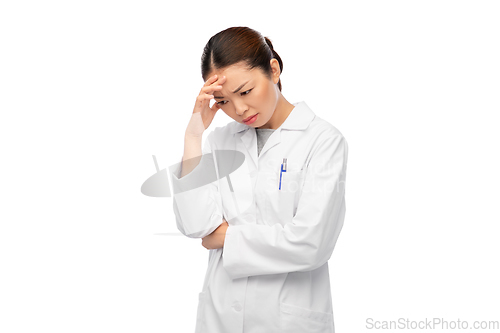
[279,158,287,190]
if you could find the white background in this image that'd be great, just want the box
[1,1,499,332]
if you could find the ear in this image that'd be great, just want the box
[269,58,281,84]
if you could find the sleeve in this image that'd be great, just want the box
[169,131,225,239]
[222,134,348,279]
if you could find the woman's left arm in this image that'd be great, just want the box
[221,134,348,280]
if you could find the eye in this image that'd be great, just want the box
[216,100,227,105]
[241,89,252,96]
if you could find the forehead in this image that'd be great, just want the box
[208,62,264,81]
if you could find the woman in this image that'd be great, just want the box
[170,26,348,333]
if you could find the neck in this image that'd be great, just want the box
[258,93,295,129]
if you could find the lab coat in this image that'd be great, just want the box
[170,101,348,333]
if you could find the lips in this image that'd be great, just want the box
[243,114,257,122]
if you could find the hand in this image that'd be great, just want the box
[201,219,229,250]
[187,75,227,137]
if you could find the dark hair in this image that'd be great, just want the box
[201,26,284,91]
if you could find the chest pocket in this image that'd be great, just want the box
[277,168,306,224]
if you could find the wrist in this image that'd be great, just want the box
[184,132,203,141]
[185,112,205,138]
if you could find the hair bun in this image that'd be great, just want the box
[264,36,283,77]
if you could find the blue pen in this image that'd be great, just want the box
[279,158,287,190]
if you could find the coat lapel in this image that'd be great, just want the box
[229,101,316,168]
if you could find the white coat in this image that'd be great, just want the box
[170,101,348,333]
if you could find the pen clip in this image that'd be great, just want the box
[279,158,287,190]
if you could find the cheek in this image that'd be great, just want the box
[252,88,270,105]
[258,83,275,102]
[220,106,237,119]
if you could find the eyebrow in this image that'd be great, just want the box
[213,80,250,99]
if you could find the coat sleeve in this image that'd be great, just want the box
[222,134,348,279]
[170,131,225,239]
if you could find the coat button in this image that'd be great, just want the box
[232,302,242,312]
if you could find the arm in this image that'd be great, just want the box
[170,75,227,238]
[170,129,225,239]
[180,112,204,178]
[222,134,348,279]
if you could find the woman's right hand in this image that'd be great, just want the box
[186,74,227,137]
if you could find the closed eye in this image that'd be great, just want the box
[216,89,252,105]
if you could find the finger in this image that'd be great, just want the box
[210,101,221,112]
[202,78,225,94]
[196,93,214,103]
[201,85,222,94]
[204,74,219,86]
[213,75,226,86]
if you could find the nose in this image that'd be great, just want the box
[233,100,248,116]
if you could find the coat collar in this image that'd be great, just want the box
[229,101,315,134]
